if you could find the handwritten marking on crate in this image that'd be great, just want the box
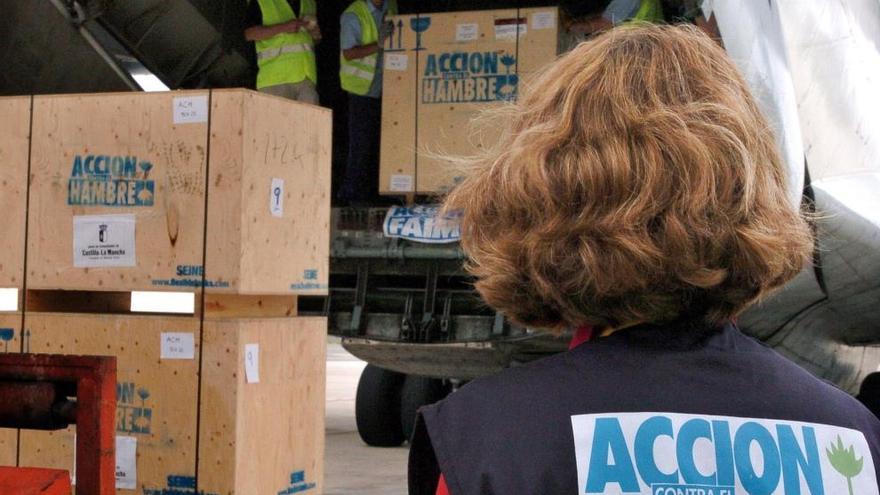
[68,155,155,207]
[173,96,209,125]
[117,382,153,435]
[270,178,285,218]
[160,333,195,360]
[277,470,317,494]
[244,343,260,384]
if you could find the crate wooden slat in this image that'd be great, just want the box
[25,89,331,295]
[0,96,31,290]
[18,313,201,494]
[198,316,326,495]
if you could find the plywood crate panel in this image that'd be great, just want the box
[0,312,23,465]
[27,89,331,295]
[18,313,200,494]
[379,8,559,194]
[379,14,420,195]
[198,316,326,495]
[207,90,331,296]
[0,96,31,289]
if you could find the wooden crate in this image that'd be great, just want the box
[379,7,559,195]
[17,311,326,495]
[0,96,30,290]
[198,316,326,495]
[19,312,201,493]
[26,89,330,295]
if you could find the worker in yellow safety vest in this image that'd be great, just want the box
[337,0,398,205]
[565,0,663,37]
[245,0,321,104]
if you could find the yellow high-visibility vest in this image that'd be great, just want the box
[255,0,317,89]
[339,0,398,95]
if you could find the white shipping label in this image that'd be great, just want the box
[270,177,284,217]
[73,214,136,268]
[115,436,137,490]
[495,22,527,41]
[571,412,879,495]
[531,11,556,30]
[244,343,260,383]
[390,174,414,192]
[456,23,479,42]
[386,53,409,71]
[160,332,195,360]
[173,95,208,124]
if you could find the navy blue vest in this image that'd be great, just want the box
[409,322,880,494]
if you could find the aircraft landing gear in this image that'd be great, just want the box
[355,365,452,446]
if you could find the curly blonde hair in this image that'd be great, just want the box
[444,24,813,333]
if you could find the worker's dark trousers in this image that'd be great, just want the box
[338,94,382,204]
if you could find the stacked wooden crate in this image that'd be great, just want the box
[379,7,560,195]
[10,89,330,494]
[0,96,31,465]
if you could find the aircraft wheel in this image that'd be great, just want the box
[400,375,452,443]
[356,364,407,447]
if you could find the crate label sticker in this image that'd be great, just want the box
[422,51,519,103]
[173,95,208,124]
[245,343,260,384]
[115,435,137,489]
[278,470,317,494]
[456,23,479,42]
[270,177,285,217]
[531,11,556,30]
[494,18,527,40]
[160,332,195,360]
[383,205,462,244]
[386,52,409,71]
[68,154,155,207]
[390,174,414,192]
[117,382,153,434]
[73,214,136,268]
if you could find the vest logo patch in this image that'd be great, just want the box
[570,412,878,495]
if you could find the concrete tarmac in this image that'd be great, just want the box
[325,343,409,495]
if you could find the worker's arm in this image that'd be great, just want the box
[342,42,379,61]
[245,19,303,41]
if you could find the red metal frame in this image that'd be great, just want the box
[0,354,116,495]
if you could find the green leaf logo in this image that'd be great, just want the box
[827,436,864,495]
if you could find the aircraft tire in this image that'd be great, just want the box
[356,364,407,447]
[400,375,452,443]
